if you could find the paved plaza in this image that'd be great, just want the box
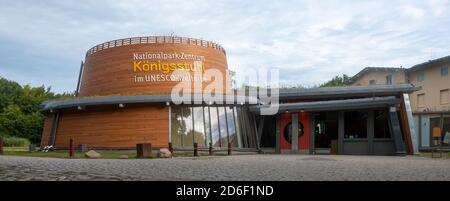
[1,155,449,181]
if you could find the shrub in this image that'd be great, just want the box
[2,136,30,147]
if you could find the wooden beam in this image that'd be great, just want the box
[399,94,414,154]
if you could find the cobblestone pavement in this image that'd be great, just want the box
[1,155,450,181]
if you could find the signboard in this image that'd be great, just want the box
[132,52,206,83]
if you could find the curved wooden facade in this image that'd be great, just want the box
[49,104,169,148]
[40,36,230,149]
[79,36,230,97]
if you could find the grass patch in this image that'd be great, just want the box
[2,147,255,159]
[2,136,30,147]
[2,149,143,159]
[3,147,28,152]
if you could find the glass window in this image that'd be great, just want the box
[344,111,367,139]
[193,107,206,146]
[369,80,376,85]
[374,110,391,138]
[443,116,450,145]
[234,106,245,148]
[182,107,193,147]
[430,116,441,146]
[218,107,228,147]
[440,89,449,104]
[210,107,221,147]
[386,75,392,85]
[170,105,257,149]
[417,73,425,82]
[417,93,425,108]
[236,106,251,148]
[203,107,212,146]
[226,106,238,147]
[441,67,448,77]
[170,106,183,147]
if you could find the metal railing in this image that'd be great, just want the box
[85,36,226,57]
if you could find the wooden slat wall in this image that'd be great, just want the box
[53,104,169,148]
[79,43,230,97]
[40,113,54,147]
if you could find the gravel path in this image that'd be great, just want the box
[1,155,449,181]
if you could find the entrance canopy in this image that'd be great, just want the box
[251,84,419,114]
[250,96,400,113]
[40,94,258,111]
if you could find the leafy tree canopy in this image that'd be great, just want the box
[0,76,74,144]
[319,74,352,87]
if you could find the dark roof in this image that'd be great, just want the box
[407,55,450,73]
[349,67,405,84]
[250,96,399,113]
[40,85,419,111]
[40,94,258,111]
[272,84,419,100]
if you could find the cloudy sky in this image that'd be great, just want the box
[0,0,449,92]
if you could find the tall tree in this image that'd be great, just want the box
[320,74,351,87]
[0,76,74,143]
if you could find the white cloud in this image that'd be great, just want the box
[0,0,449,91]
[400,5,426,19]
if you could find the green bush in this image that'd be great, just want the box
[2,136,30,147]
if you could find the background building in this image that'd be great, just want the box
[349,67,407,86]
[348,56,450,150]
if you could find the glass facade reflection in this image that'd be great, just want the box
[170,105,257,148]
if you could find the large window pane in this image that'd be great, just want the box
[193,107,206,146]
[210,106,221,147]
[344,111,367,139]
[234,106,244,148]
[443,116,450,145]
[374,110,391,138]
[218,107,228,147]
[226,106,238,147]
[170,106,183,147]
[182,107,193,147]
[203,107,212,146]
[430,116,440,146]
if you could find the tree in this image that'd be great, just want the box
[0,77,23,113]
[0,76,75,144]
[228,70,237,89]
[320,74,351,87]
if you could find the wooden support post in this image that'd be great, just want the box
[136,143,152,158]
[69,138,74,158]
[168,142,173,155]
[0,136,3,155]
[194,142,198,157]
[228,142,232,155]
[209,143,213,156]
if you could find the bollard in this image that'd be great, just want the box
[168,142,173,155]
[228,142,232,155]
[208,143,213,156]
[28,144,36,152]
[193,142,198,157]
[69,138,74,158]
[136,143,152,158]
[0,136,3,155]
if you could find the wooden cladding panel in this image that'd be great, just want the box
[79,43,230,97]
[40,113,54,147]
[53,104,169,148]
